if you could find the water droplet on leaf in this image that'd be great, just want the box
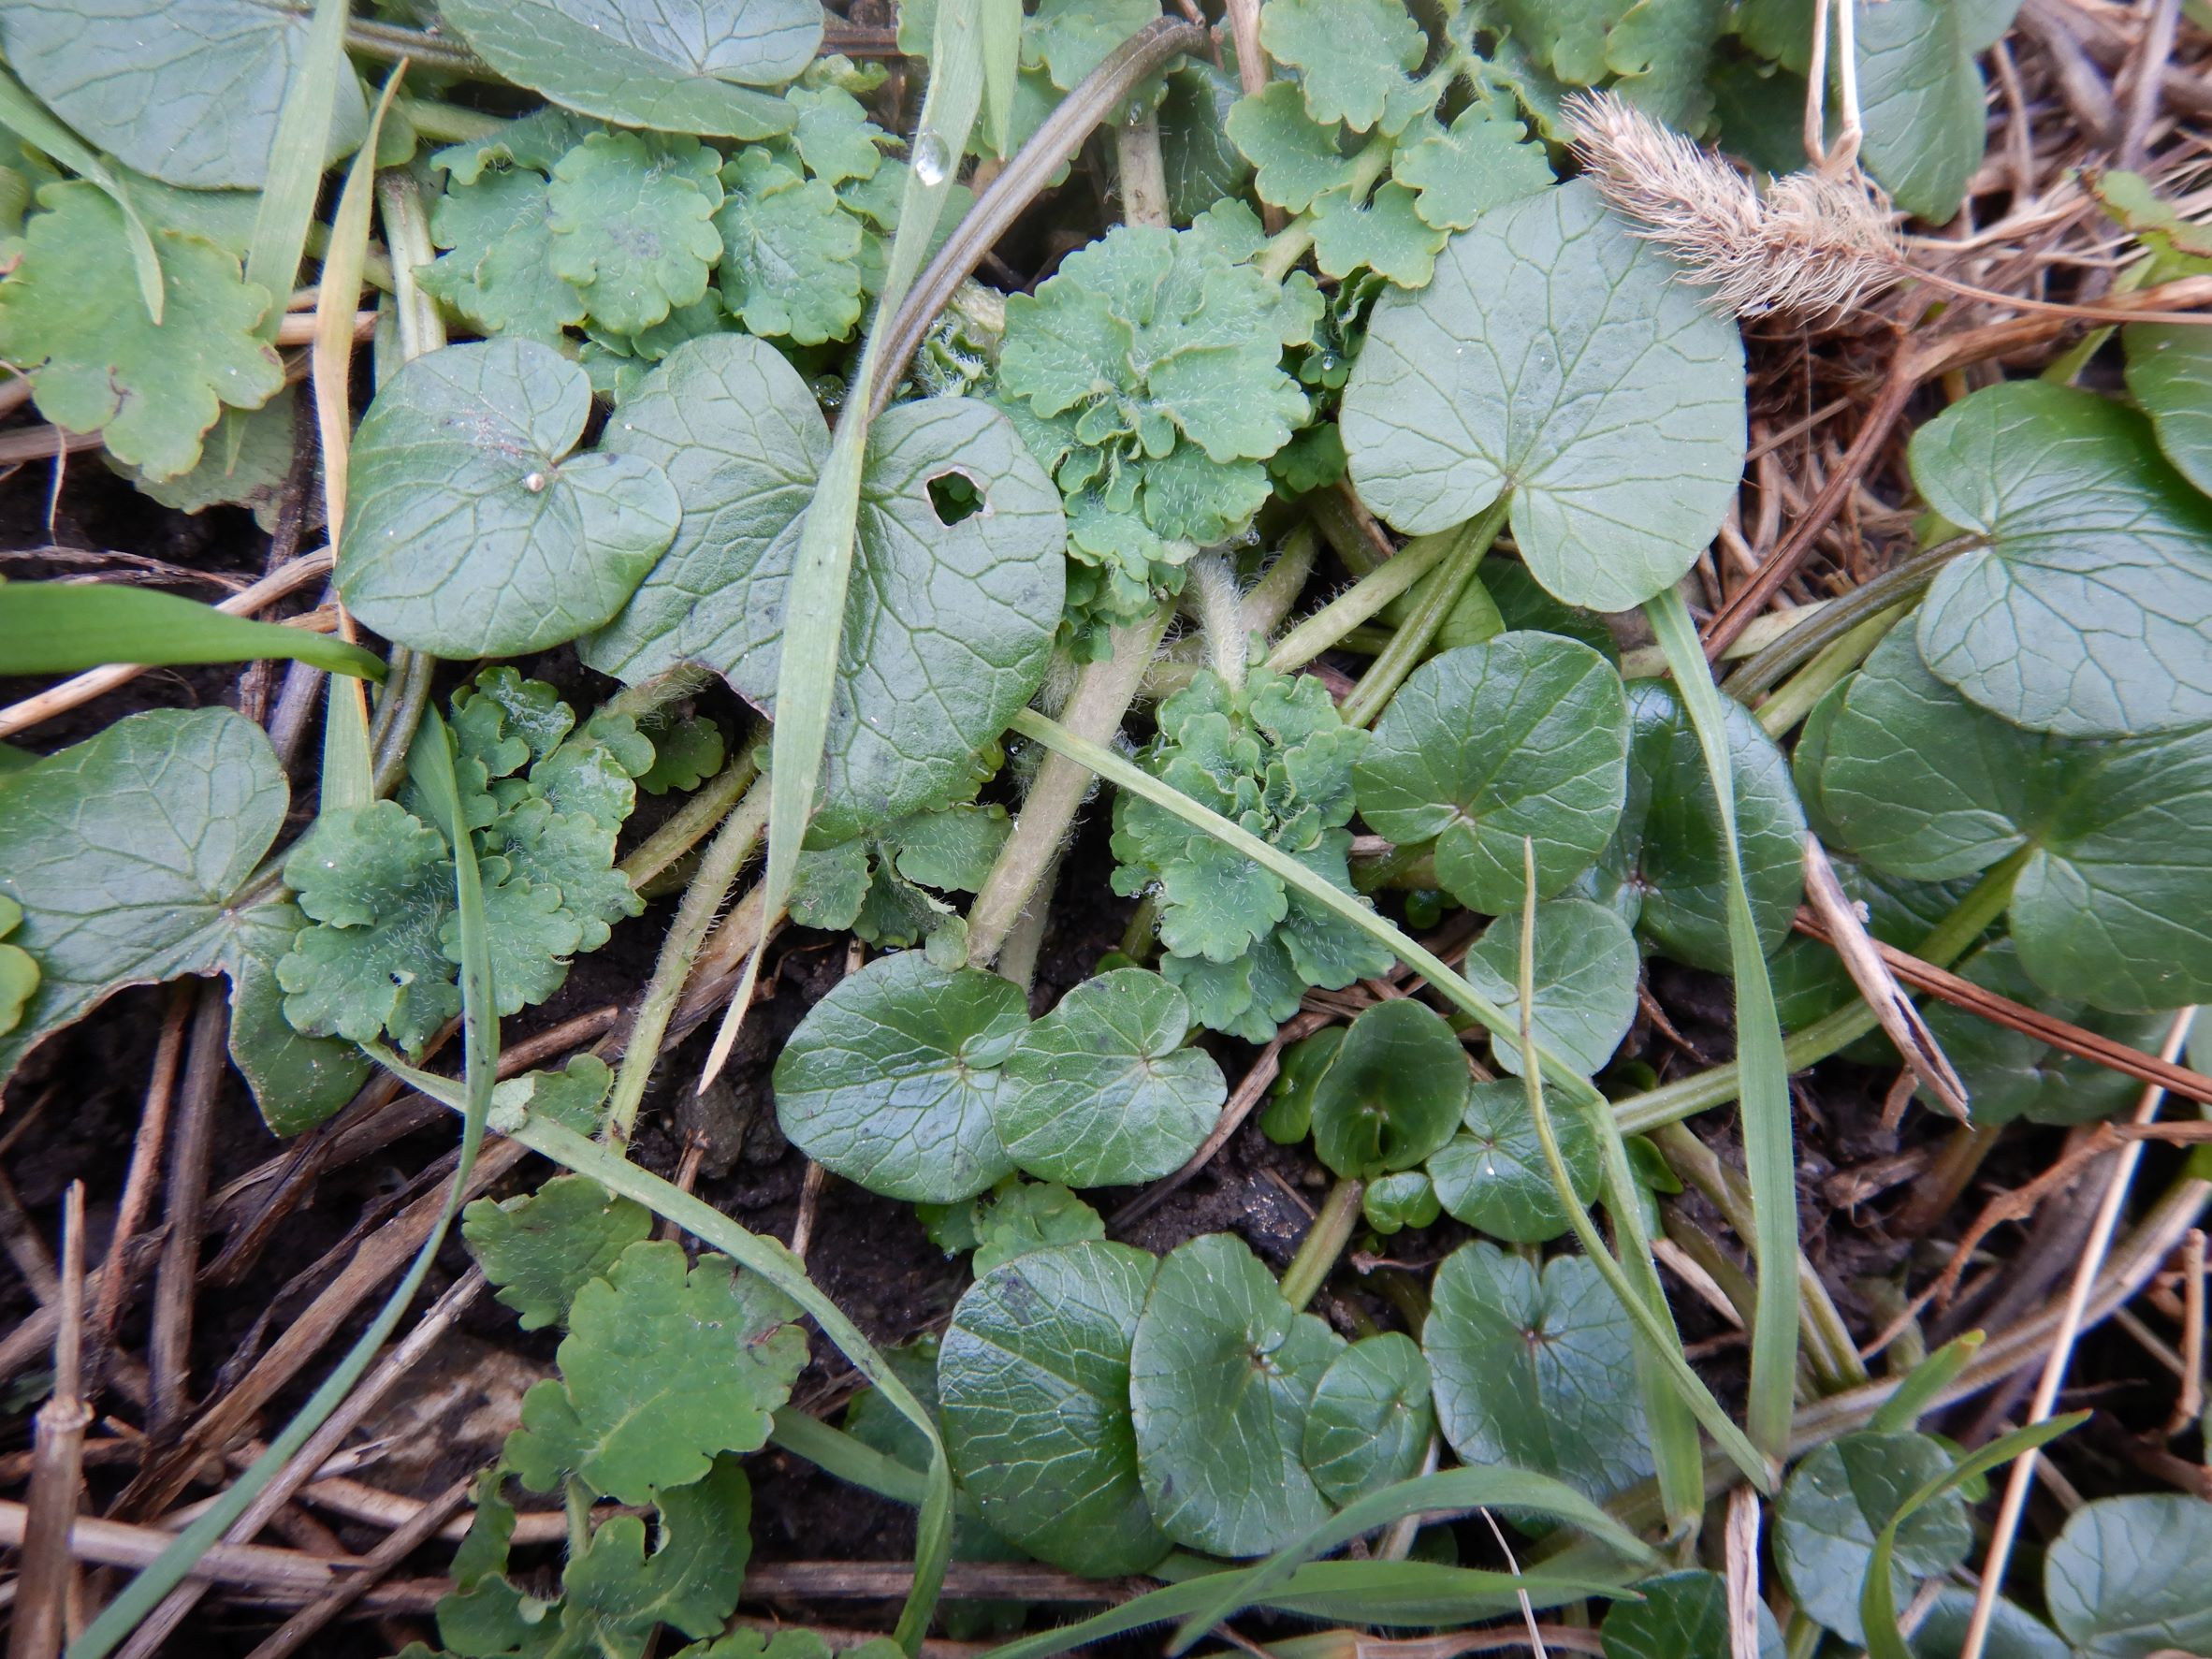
[912,130,951,187]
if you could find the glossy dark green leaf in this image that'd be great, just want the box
[2045,1493,2212,1659]
[1430,1078,1600,1244]
[436,0,816,139]
[1463,898,1637,1079]
[1814,626,2212,1010]
[0,0,367,188]
[996,968,1226,1187]
[1927,940,2171,1125]
[1910,1588,2069,1659]
[1773,1432,1972,1646]
[1129,1232,1346,1557]
[1302,1332,1433,1507]
[582,333,1065,838]
[1911,382,2212,737]
[1601,1568,1783,1659]
[774,951,1027,1203]
[1362,1170,1439,1234]
[1596,679,1804,971]
[1341,182,1746,613]
[341,339,681,658]
[1354,633,1629,913]
[1307,997,1468,1179]
[1424,1240,1652,1505]
[938,1240,1171,1578]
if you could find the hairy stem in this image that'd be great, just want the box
[348,21,488,75]
[1187,551,1249,692]
[1279,1177,1364,1312]
[1266,523,1463,674]
[618,744,762,890]
[967,605,1174,967]
[1114,107,1170,229]
[605,776,770,1143]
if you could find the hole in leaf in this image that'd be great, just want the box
[927,471,983,526]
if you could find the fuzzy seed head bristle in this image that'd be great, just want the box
[1561,90,1904,320]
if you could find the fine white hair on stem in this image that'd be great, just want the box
[1562,89,1905,319]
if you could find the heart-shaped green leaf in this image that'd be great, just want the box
[1812,625,2212,1011]
[1601,1569,1784,1659]
[1424,1240,1652,1506]
[1911,382,2212,737]
[995,968,1226,1188]
[1130,1232,1346,1557]
[1463,897,1637,1079]
[1594,679,1804,972]
[1302,1332,1433,1507]
[1307,997,1468,1179]
[2126,323,2212,500]
[341,339,681,658]
[0,0,368,188]
[774,950,1027,1203]
[582,333,1066,837]
[2045,1493,2212,1659]
[1855,0,1993,223]
[1354,632,1628,913]
[939,1240,1171,1578]
[436,0,818,140]
[1774,1432,1972,1645]
[1341,181,1746,613]
[1909,1589,2069,1659]
[1429,1078,1601,1244]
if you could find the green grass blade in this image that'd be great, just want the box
[751,0,992,1057]
[0,65,163,322]
[66,713,492,1659]
[0,583,386,681]
[388,1067,960,1653]
[1867,1331,1986,1433]
[243,0,352,339]
[1858,1414,2087,1659]
[1167,1464,1654,1651]
[1645,585,1798,1467]
[1010,707,1770,1490]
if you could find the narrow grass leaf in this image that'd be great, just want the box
[1867,1331,1986,1434]
[1168,1464,1653,1651]
[0,65,163,322]
[316,68,406,543]
[65,713,493,1659]
[1011,707,1769,1490]
[1646,585,1798,1467]
[751,0,992,1052]
[0,584,386,681]
[242,0,354,340]
[1859,1414,2087,1659]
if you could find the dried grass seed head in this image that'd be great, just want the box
[1561,89,1904,320]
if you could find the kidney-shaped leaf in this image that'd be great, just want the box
[1129,1231,1346,1558]
[2045,1493,2212,1659]
[1425,1240,1652,1506]
[436,0,819,140]
[0,0,367,188]
[1813,626,2212,1011]
[1355,632,1628,914]
[1912,381,2212,738]
[773,950,1027,1203]
[2126,323,2212,501]
[996,968,1226,1188]
[341,340,680,659]
[1308,997,1468,1179]
[1910,1588,2070,1659]
[582,333,1066,838]
[1463,898,1637,1079]
[1429,1078,1601,1244]
[1774,1432,1972,1646]
[1602,1568,1784,1659]
[939,1240,1171,1578]
[1302,1332,1433,1508]
[1341,180,1746,613]
[1595,679,1804,971]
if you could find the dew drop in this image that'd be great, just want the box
[912,129,951,187]
[522,472,547,493]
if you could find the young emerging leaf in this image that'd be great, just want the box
[505,1239,807,1505]
[996,968,1226,1187]
[1354,632,1629,914]
[1424,1240,1652,1506]
[1306,997,1466,1180]
[560,1458,753,1646]
[939,1240,1171,1577]
[584,334,1066,837]
[1129,1232,1346,1557]
[1342,181,1747,613]
[462,1174,653,1332]
[1302,1332,1433,1507]
[341,340,680,657]
[774,951,1028,1204]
